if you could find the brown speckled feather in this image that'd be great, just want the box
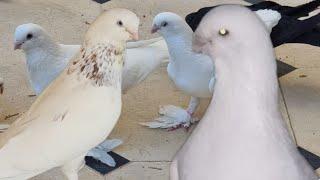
[0,43,123,149]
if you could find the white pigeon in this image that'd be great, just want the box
[12,23,168,165]
[140,10,281,129]
[171,5,318,180]
[0,8,139,180]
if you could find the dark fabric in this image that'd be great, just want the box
[243,0,264,4]
[271,14,320,47]
[185,0,320,47]
[248,0,320,18]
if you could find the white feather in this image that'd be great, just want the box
[255,9,281,32]
[11,23,169,165]
[0,9,139,179]
[172,5,317,180]
[141,10,281,129]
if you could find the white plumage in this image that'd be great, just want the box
[141,10,281,129]
[12,23,168,165]
[0,8,139,180]
[171,5,317,180]
[255,9,281,32]
[122,38,168,92]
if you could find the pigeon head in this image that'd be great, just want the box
[151,12,191,37]
[14,23,51,51]
[85,8,139,46]
[193,5,273,66]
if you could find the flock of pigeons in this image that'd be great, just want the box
[0,0,319,179]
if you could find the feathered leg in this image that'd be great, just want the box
[140,96,200,129]
[186,96,200,116]
[86,139,122,167]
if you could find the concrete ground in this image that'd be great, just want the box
[0,0,319,179]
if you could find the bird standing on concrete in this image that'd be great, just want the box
[141,11,281,130]
[170,5,317,180]
[12,23,168,166]
[0,8,139,180]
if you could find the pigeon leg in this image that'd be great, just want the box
[61,155,85,180]
[140,96,200,130]
[87,148,117,167]
[95,139,123,151]
[86,139,122,166]
[186,96,200,117]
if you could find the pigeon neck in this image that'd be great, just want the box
[67,43,124,88]
[203,47,294,145]
[215,53,279,122]
[25,38,61,72]
[164,30,193,59]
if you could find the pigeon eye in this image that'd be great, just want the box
[117,20,123,27]
[26,33,33,40]
[218,28,229,36]
[162,22,168,27]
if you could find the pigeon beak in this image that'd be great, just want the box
[14,41,22,50]
[151,25,160,34]
[127,28,139,41]
[130,32,139,41]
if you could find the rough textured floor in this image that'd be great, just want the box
[0,0,319,179]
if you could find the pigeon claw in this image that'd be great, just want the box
[167,124,184,131]
[167,122,191,131]
[141,105,197,130]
